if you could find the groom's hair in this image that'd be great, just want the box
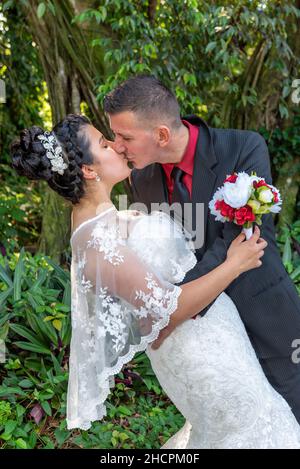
[103,75,182,129]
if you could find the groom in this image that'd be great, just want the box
[103,75,300,424]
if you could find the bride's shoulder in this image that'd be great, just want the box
[117,209,144,219]
[118,209,172,225]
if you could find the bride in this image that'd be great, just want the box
[11,114,300,449]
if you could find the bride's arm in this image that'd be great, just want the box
[79,221,266,350]
[151,226,267,349]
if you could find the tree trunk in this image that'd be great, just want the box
[23,0,109,262]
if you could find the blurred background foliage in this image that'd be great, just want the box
[0,0,299,449]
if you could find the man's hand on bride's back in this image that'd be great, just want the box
[226,226,267,276]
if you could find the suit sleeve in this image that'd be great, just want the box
[181,132,274,286]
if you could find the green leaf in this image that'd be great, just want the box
[241,95,248,107]
[98,6,107,21]
[205,41,217,53]
[0,320,9,340]
[27,313,58,346]
[24,358,42,372]
[44,316,54,322]
[4,419,18,435]
[19,379,34,388]
[0,287,13,310]
[291,265,300,281]
[0,386,27,397]
[282,85,290,99]
[52,319,62,331]
[15,438,27,449]
[3,1,14,12]
[0,432,12,441]
[44,257,69,282]
[30,269,48,292]
[279,103,289,120]
[117,405,132,416]
[56,304,70,312]
[54,428,69,446]
[47,1,56,16]
[16,405,26,418]
[9,323,47,348]
[37,2,46,19]
[41,400,52,416]
[13,248,25,302]
[51,353,63,375]
[282,237,292,266]
[28,431,37,448]
[0,264,13,287]
[14,428,28,438]
[143,377,153,390]
[14,341,51,355]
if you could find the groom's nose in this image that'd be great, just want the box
[106,137,126,155]
[111,140,126,154]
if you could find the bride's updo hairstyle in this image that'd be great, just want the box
[10,114,93,205]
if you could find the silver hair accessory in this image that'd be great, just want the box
[37,131,68,176]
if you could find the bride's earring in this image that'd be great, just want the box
[95,174,101,182]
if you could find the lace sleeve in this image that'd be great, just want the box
[127,211,197,283]
[67,211,182,430]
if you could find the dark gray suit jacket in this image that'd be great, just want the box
[129,115,300,360]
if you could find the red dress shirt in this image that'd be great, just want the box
[162,120,199,203]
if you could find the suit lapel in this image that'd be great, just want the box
[190,117,217,252]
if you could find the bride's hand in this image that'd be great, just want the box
[226,226,268,276]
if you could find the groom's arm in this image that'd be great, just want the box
[181,131,274,286]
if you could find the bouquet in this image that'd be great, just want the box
[209,172,282,239]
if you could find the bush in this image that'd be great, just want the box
[0,251,182,448]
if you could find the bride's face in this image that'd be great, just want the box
[83,124,131,184]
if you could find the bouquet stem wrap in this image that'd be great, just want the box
[242,225,253,240]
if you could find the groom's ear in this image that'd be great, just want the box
[156,126,171,147]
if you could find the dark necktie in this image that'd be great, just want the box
[171,166,190,205]
[170,166,191,230]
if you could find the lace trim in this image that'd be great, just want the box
[172,252,197,283]
[67,285,182,430]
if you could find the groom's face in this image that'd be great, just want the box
[107,111,159,169]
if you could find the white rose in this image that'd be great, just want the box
[258,188,274,204]
[223,172,253,208]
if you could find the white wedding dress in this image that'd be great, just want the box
[67,206,300,449]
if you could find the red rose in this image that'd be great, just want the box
[272,190,279,203]
[215,200,235,221]
[253,180,270,190]
[234,205,256,225]
[225,174,238,183]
